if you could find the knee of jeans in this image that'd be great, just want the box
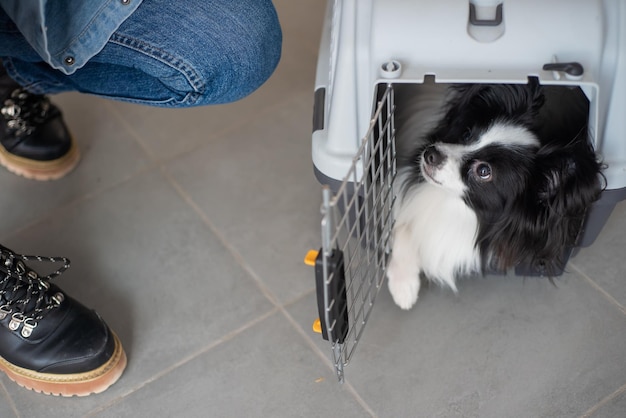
[193,6,283,106]
[111,2,283,108]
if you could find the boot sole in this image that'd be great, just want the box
[0,331,127,397]
[0,138,80,181]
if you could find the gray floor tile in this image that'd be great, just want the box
[165,92,322,304]
[0,92,150,238]
[0,383,17,418]
[570,201,626,308]
[273,0,327,55]
[1,169,274,417]
[585,387,626,418]
[288,272,626,418]
[91,312,369,418]
[285,290,350,382]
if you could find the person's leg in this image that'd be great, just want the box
[1,0,281,397]
[0,7,79,180]
[3,0,282,107]
[1,0,282,179]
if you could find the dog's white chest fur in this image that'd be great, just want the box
[387,174,481,309]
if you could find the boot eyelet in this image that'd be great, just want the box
[0,305,11,320]
[9,313,25,331]
[51,292,64,306]
[21,318,37,338]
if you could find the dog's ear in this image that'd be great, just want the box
[536,139,603,210]
[480,138,602,275]
[527,139,603,273]
[537,154,580,203]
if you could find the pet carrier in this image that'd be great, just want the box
[308,0,626,382]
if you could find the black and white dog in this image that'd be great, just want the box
[387,81,603,310]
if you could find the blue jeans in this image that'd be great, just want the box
[0,0,282,107]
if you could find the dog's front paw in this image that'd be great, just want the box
[387,270,421,310]
[388,277,420,310]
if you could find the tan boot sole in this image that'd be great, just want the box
[0,139,80,181]
[0,331,127,397]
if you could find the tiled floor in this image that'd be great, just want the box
[2,1,626,417]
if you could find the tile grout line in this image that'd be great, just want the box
[157,88,315,169]
[0,380,20,418]
[163,171,378,418]
[161,97,295,167]
[103,100,159,164]
[0,164,156,243]
[84,307,279,417]
[579,381,626,418]
[269,288,378,417]
[278,300,379,418]
[161,168,283,306]
[103,87,311,173]
[2,99,157,242]
[569,263,626,316]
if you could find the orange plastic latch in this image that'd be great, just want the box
[312,318,322,334]
[304,249,318,266]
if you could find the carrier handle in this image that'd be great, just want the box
[469,3,503,27]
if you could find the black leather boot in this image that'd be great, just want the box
[0,245,126,396]
[0,65,80,180]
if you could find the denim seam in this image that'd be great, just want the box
[1,58,64,94]
[108,32,205,106]
[50,1,111,57]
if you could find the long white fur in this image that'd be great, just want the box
[388,169,480,309]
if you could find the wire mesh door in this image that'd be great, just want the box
[314,84,397,382]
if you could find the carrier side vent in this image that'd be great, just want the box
[313,88,326,133]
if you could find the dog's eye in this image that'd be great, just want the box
[473,162,492,181]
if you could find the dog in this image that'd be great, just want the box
[387,80,603,310]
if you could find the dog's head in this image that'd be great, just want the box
[417,83,603,273]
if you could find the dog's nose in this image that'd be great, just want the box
[423,145,444,167]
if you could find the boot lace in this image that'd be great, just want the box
[0,247,70,338]
[1,88,52,138]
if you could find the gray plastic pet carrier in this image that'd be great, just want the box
[308,0,626,382]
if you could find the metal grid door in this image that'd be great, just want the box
[314,84,397,382]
